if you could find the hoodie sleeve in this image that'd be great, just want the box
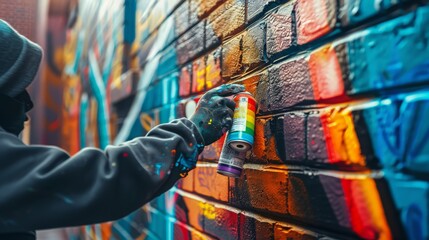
[0,118,204,233]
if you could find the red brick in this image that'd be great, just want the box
[177,21,205,64]
[194,165,229,201]
[239,214,274,240]
[221,35,243,79]
[203,204,239,239]
[179,65,192,97]
[283,112,306,162]
[192,56,206,94]
[295,0,337,45]
[242,21,267,70]
[205,48,223,90]
[274,224,318,240]
[247,0,276,22]
[205,0,245,49]
[266,1,295,57]
[308,44,347,101]
[230,168,288,214]
[266,58,315,111]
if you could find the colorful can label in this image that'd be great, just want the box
[227,92,256,152]
[217,137,247,178]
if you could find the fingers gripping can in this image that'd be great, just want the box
[226,92,256,152]
[217,134,247,178]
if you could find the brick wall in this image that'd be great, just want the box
[57,0,429,239]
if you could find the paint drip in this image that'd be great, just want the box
[226,92,256,152]
[217,133,247,178]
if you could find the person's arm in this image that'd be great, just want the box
[0,84,244,232]
[0,118,200,232]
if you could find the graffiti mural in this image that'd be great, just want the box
[40,0,429,239]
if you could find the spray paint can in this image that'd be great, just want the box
[217,134,247,178]
[226,92,256,152]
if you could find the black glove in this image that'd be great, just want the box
[190,84,245,145]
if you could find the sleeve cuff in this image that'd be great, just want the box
[179,118,205,153]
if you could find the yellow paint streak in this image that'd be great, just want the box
[196,67,205,92]
[199,202,216,220]
[323,107,366,166]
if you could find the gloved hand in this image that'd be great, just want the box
[190,84,245,145]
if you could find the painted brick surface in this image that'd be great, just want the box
[295,0,337,45]
[205,0,246,49]
[242,22,267,71]
[48,0,429,239]
[247,0,276,22]
[221,35,243,79]
[239,214,274,240]
[230,168,288,214]
[266,1,295,57]
[177,21,205,65]
[192,56,206,93]
[266,58,314,111]
[205,48,223,90]
[194,165,229,201]
[345,8,429,94]
[192,0,225,18]
[274,224,318,240]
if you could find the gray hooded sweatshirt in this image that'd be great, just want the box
[0,19,204,239]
